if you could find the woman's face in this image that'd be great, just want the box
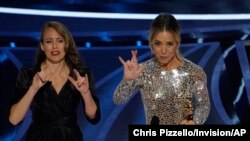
[151,31,179,68]
[41,27,66,64]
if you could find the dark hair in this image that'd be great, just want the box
[35,21,85,78]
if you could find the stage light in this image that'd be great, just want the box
[136,40,142,47]
[197,37,204,44]
[85,42,91,48]
[1,7,250,20]
[9,42,16,48]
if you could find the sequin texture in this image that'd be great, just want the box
[113,58,210,125]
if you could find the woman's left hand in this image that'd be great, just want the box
[180,119,195,125]
[68,69,90,95]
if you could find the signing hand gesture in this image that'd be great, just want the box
[31,69,53,92]
[119,50,146,80]
[68,69,90,95]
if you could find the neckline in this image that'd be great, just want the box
[49,79,69,96]
[154,58,185,72]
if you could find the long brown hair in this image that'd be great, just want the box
[35,21,85,78]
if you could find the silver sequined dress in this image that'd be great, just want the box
[113,58,210,125]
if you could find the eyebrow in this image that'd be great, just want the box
[44,37,63,40]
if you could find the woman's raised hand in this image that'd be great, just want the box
[68,69,90,95]
[119,50,146,80]
[31,69,53,92]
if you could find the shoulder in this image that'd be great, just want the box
[183,59,207,79]
[19,65,37,74]
[139,58,155,74]
[143,58,156,69]
[15,65,37,87]
[17,65,37,79]
[19,65,36,72]
[183,59,204,72]
[143,58,155,64]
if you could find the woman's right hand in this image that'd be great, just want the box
[119,50,146,80]
[30,72,45,91]
[30,68,53,92]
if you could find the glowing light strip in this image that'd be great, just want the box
[1,7,250,20]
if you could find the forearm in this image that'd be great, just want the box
[113,78,138,104]
[193,87,210,124]
[81,91,97,119]
[193,100,210,124]
[9,86,37,125]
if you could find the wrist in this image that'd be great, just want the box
[81,90,91,96]
[30,85,36,91]
[29,85,38,95]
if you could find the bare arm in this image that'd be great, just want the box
[68,69,99,120]
[9,86,37,125]
[81,90,98,119]
[9,71,46,125]
[9,65,52,125]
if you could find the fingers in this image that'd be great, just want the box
[85,73,88,82]
[38,72,53,84]
[119,56,130,72]
[73,69,88,83]
[38,72,46,83]
[120,50,140,71]
[68,75,83,88]
[131,50,138,63]
[126,60,132,70]
[68,72,88,88]
[77,78,85,87]
[74,69,81,79]
[77,74,88,87]
[118,56,126,66]
[38,66,53,83]
[131,50,139,71]
[119,50,138,65]
[68,76,77,87]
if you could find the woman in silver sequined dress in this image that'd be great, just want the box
[113,13,210,125]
